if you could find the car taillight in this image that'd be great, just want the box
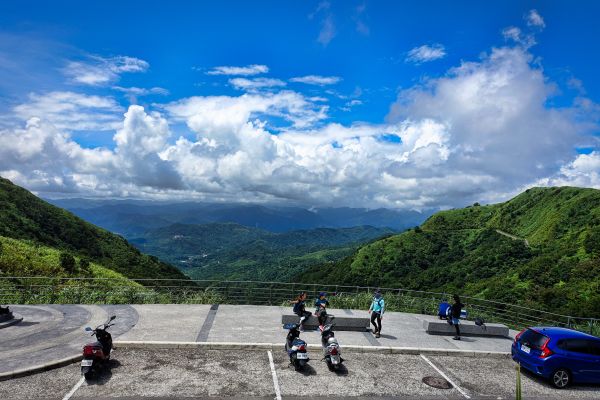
[514,329,526,344]
[539,339,553,359]
[330,347,338,355]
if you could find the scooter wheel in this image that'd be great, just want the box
[83,371,95,381]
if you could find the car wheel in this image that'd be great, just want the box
[551,368,570,389]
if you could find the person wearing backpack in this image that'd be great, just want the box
[450,294,464,340]
[290,292,311,331]
[368,289,385,338]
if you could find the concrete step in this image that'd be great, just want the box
[282,314,370,331]
[423,318,509,337]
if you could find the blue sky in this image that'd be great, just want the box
[0,1,599,208]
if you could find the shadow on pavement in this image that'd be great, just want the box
[292,363,317,376]
[86,359,122,386]
[378,334,397,340]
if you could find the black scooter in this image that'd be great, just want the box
[81,315,116,380]
[284,323,310,371]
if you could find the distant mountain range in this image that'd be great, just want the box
[130,222,396,281]
[48,198,431,237]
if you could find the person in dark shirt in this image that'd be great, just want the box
[451,294,464,340]
[290,292,311,331]
[314,292,330,329]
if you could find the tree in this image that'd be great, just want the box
[60,252,76,274]
[79,257,90,271]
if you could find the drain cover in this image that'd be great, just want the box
[422,376,453,389]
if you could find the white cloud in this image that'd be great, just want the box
[13,91,122,131]
[535,152,600,188]
[205,64,268,76]
[526,9,545,29]
[318,15,336,45]
[63,55,149,86]
[229,77,286,91]
[113,86,169,96]
[1,40,598,209]
[290,75,342,86]
[406,44,446,64]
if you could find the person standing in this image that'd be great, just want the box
[451,294,464,340]
[368,290,385,338]
[291,292,311,331]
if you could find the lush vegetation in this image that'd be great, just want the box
[299,187,600,318]
[131,222,395,281]
[0,177,189,282]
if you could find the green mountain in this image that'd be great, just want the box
[0,177,188,282]
[299,187,600,317]
[131,222,396,281]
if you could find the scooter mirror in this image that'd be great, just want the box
[84,326,93,332]
[109,315,116,321]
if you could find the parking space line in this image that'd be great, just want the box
[62,376,84,400]
[420,354,471,399]
[267,350,282,400]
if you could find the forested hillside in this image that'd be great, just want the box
[131,222,395,281]
[0,177,188,281]
[299,187,600,317]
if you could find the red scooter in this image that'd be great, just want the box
[81,315,115,380]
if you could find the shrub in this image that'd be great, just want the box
[59,252,76,274]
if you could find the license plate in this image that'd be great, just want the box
[330,355,340,364]
[81,359,93,367]
[296,352,308,360]
[521,344,531,354]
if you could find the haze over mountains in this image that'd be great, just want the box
[49,198,430,236]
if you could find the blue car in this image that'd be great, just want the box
[512,326,600,388]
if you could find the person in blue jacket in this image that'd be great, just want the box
[368,289,385,338]
[290,292,311,331]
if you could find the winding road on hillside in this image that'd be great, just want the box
[495,229,530,247]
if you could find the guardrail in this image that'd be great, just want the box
[0,276,598,335]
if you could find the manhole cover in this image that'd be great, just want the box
[422,376,453,389]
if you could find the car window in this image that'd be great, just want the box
[588,340,600,356]
[520,329,548,350]
[565,339,593,355]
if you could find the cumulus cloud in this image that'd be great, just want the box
[526,9,545,29]
[405,44,446,64]
[205,64,268,76]
[290,75,341,86]
[1,36,598,209]
[229,77,286,91]
[63,55,149,86]
[13,91,122,131]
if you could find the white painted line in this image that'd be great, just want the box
[267,350,282,400]
[420,354,470,399]
[62,376,85,400]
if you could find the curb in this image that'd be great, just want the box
[114,341,511,359]
[0,354,82,381]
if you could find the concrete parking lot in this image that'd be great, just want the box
[1,348,599,400]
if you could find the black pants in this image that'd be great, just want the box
[370,312,382,333]
[296,310,311,326]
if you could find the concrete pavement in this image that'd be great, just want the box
[1,348,600,399]
[1,304,516,378]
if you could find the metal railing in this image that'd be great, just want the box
[0,276,598,336]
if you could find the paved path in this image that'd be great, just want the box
[495,229,530,247]
[0,305,516,376]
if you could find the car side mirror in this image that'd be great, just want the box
[84,326,93,332]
